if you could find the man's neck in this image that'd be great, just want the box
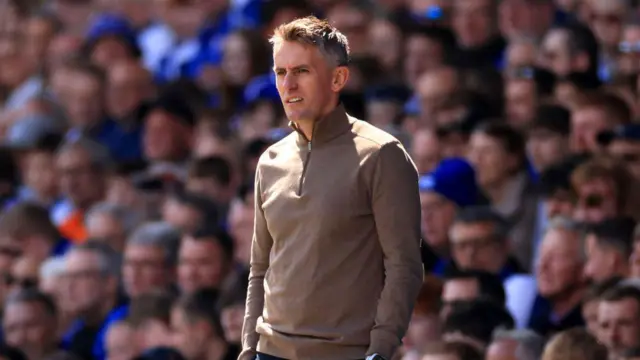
[550,285,584,319]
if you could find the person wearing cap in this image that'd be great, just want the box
[526,104,571,174]
[600,123,640,180]
[418,158,479,275]
[241,17,422,360]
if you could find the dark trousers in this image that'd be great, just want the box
[256,353,288,360]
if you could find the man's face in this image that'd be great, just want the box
[65,71,104,130]
[583,299,600,337]
[56,148,104,209]
[404,35,444,88]
[144,110,190,162]
[571,107,612,154]
[538,29,572,76]
[486,338,518,360]
[368,20,402,71]
[505,79,537,128]
[598,298,640,356]
[185,177,225,204]
[171,308,209,360]
[23,151,58,199]
[609,139,640,180]
[178,237,228,294]
[589,1,625,49]
[450,221,505,273]
[420,192,456,254]
[527,129,567,172]
[221,33,252,86]
[23,18,56,67]
[107,61,153,119]
[63,250,107,314]
[2,301,56,360]
[412,129,442,175]
[467,132,513,188]
[536,228,583,298]
[123,244,169,298]
[583,234,618,283]
[327,5,368,55]
[273,40,341,124]
[441,278,478,318]
[452,0,494,48]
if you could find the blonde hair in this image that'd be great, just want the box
[269,16,350,67]
[542,328,608,360]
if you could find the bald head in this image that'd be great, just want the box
[107,60,154,119]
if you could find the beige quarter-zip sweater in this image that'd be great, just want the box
[240,105,423,360]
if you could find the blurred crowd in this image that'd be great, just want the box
[0,0,640,359]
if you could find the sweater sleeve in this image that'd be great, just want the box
[239,165,273,360]
[366,141,424,359]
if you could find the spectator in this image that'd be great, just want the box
[528,216,586,336]
[2,289,62,360]
[226,188,254,268]
[177,226,234,295]
[60,243,121,360]
[162,191,220,233]
[127,291,175,352]
[185,156,235,214]
[526,104,572,173]
[542,328,608,360]
[538,21,600,78]
[448,206,524,280]
[504,66,556,129]
[581,276,623,336]
[600,123,640,180]
[171,289,239,360]
[583,217,636,283]
[53,137,111,243]
[597,285,640,357]
[406,276,443,357]
[467,122,538,271]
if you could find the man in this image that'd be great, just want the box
[241,16,422,360]
[419,158,478,274]
[504,66,556,129]
[526,104,572,174]
[420,341,482,360]
[528,217,586,336]
[600,124,640,180]
[582,277,623,336]
[448,206,524,280]
[597,285,640,358]
[583,217,636,283]
[2,289,62,360]
[441,299,515,350]
[172,290,238,360]
[537,22,600,78]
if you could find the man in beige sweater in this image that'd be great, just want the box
[239,16,423,360]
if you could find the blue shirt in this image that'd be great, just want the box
[92,304,129,360]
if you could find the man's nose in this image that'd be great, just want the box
[283,73,297,90]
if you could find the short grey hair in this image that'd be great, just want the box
[57,136,112,171]
[127,222,181,267]
[86,202,141,236]
[67,242,121,277]
[492,329,546,360]
[40,256,66,280]
[545,216,586,261]
[269,16,350,67]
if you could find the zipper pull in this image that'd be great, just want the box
[308,141,312,151]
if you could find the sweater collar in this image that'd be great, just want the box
[289,103,353,148]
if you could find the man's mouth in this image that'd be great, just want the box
[286,97,303,104]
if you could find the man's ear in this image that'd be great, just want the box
[331,66,350,93]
